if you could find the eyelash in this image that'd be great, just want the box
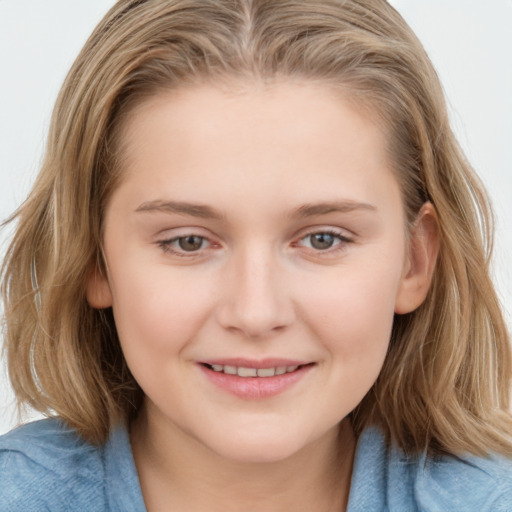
[157,229,353,258]
[295,229,353,254]
[157,235,214,258]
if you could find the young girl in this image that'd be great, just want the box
[1,0,511,510]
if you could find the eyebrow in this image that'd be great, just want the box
[135,200,223,219]
[294,200,377,218]
[135,199,377,220]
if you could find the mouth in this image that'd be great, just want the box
[198,360,315,399]
[201,362,313,378]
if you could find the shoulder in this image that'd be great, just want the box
[416,450,512,511]
[349,426,512,512]
[0,418,106,511]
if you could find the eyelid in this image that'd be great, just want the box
[156,227,221,258]
[293,226,354,254]
[295,225,354,242]
[154,225,355,259]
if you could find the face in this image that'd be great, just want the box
[89,82,434,463]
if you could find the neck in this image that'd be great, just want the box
[131,405,356,512]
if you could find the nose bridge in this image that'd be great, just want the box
[217,241,294,338]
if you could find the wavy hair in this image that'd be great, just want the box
[2,0,511,453]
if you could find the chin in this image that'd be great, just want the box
[214,442,302,464]
[200,426,316,465]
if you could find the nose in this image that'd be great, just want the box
[215,245,295,339]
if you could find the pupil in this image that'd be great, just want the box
[311,233,334,250]
[179,236,203,251]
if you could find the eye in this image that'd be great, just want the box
[307,232,338,250]
[158,234,212,256]
[176,235,207,252]
[297,230,351,252]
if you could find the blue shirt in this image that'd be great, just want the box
[1,418,511,511]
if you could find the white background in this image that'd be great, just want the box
[1,1,511,434]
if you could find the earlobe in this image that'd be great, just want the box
[86,264,113,309]
[394,202,439,314]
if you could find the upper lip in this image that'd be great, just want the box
[200,358,312,369]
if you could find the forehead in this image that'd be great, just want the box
[111,81,400,217]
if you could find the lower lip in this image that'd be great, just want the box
[199,364,314,399]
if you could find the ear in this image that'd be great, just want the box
[86,262,113,309]
[395,202,439,314]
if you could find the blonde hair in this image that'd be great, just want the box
[2,0,511,453]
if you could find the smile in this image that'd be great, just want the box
[203,363,304,378]
[199,361,315,399]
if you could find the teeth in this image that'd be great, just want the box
[238,367,257,377]
[224,365,237,375]
[208,364,302,377]
[257,368,275,377]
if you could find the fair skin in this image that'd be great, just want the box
[88,81,438,511]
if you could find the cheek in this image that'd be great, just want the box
[298,258,402,364]
[108,263,217,358]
